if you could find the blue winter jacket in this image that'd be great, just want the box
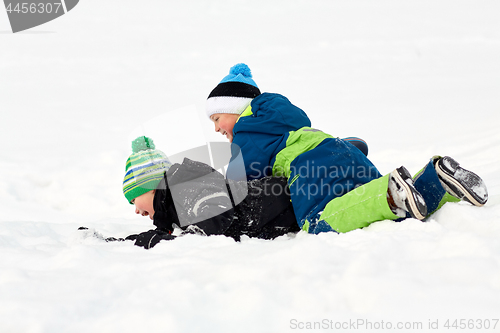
[227,93,381,232]
[228,93,311,180]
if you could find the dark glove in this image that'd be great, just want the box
[131,229,176,249]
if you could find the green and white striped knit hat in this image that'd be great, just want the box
[123,136,172,204]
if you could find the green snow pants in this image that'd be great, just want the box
[305,157,459,234]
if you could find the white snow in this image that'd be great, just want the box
[1,1,500,332]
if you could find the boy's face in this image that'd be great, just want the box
[210,113,239,142]
[132,190,156,220]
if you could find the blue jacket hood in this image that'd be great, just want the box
[227,93,311,180]
[233,93,311,137]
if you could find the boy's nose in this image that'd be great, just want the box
[214,124,220,132]
[135,208,140,214]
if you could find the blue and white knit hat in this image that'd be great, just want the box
[206,63,261,118]
[123,136,172,204]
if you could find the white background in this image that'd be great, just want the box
[1,1,499,332]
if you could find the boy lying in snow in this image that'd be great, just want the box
[83,135,367,248]
[206,63,489,234]
[121,136,299,249]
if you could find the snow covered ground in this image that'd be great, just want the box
[1,1,500,332]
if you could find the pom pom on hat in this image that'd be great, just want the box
[229,63,252,78]
[123,136,172,204]
[132,136,156,153]
[218,63,258,87]
[206,63,261,118]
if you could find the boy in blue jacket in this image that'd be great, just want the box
[206,63,488,234]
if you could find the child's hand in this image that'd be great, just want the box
[131,229,176,249]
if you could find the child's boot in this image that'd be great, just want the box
[387,166,428,220]
[434,156,488,207]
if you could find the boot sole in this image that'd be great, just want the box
[392,167,428,220]
[436,156,488,207]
